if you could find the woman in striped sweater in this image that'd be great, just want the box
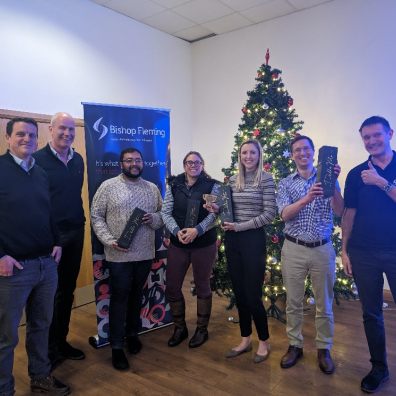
[218,139,276,362]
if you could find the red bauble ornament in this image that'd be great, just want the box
[216,239,221,249]
[287,98,294,107]
[272,72,279,80]
[242,107,248,114]
[253,129,260,137]
[263,163,271,171]
[224,176,229,183]
[257,71,262,78]
[271,235,279,244]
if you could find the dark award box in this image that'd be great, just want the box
[117,207,146,249]
[184,199,201,228]
[218,185,234,223]
[316,146,338,198]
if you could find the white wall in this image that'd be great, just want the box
[2,0,395,177]
[191,0,396,182]
[0,0,192,172]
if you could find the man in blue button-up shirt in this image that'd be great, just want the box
[276,134,343,375]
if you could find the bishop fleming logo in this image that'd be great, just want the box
[93,117,108,140]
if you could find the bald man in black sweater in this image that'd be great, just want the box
[33,112,86,367]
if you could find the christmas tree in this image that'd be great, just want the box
[213,50,356,318]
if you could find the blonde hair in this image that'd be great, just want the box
[236,139,263,191]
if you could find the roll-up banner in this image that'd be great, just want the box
[82,102,171,347]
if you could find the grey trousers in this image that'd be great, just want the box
[281,239,335,349]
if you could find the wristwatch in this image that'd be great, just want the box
[383,181,394,193]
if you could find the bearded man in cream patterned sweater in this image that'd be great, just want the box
[91,147,163,371]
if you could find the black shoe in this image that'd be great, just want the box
[59,342,85,360]
[50,354,66,372]
[188,327,208,348]
[361,366,389,393]
[280,345,303,368]
[317,349,335,374]
[126,335,142,354]
[31,375,71,395]
[112,349,130,371]
[168,326,188,347]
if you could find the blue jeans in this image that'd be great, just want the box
[349,247,396,369]
[107,260,152,349]
[0,256,58,396]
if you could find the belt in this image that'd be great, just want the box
[284,234,329,248]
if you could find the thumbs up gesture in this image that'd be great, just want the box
[361,161,385,186]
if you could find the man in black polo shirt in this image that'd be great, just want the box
[34,112,86,366]
[0,117,70,395]
[342,116,396,394]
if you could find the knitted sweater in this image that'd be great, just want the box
[91,174,163,262]
[0,152,58,259]
[33,144,85,230]
[229,171,277,232]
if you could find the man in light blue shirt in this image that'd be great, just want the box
[277,135,343,375]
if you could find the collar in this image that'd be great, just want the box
[120,173,143,184]
[291,167,317,180]
[49,143,74,162]
[8,151,35,172]
[368,150,396,167]
[174,172,211,185]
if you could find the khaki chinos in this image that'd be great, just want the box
[281,239,336,349]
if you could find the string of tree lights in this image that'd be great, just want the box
[212,50,357,319]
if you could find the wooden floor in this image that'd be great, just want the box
[14,273,396,396]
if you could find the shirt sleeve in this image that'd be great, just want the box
[150,185,164,230]
[234,175,277,232]
[276,178,292,216]
[90,183,117,246]
[161,187,180,236]
[344,169,358,209]
[194,183,220,235]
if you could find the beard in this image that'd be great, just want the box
[122,166,143,179]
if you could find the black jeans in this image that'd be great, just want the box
[107,260,152,349]
[49,226,84,356]
[349,247,396,369]
[225,228,269,341]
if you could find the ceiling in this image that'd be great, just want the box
[90,0,333,42]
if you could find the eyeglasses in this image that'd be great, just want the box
[292,146,312,154]
[185,160,203,167]
[122,158,143,164]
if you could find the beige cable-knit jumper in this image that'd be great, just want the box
[91,174,163,262]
